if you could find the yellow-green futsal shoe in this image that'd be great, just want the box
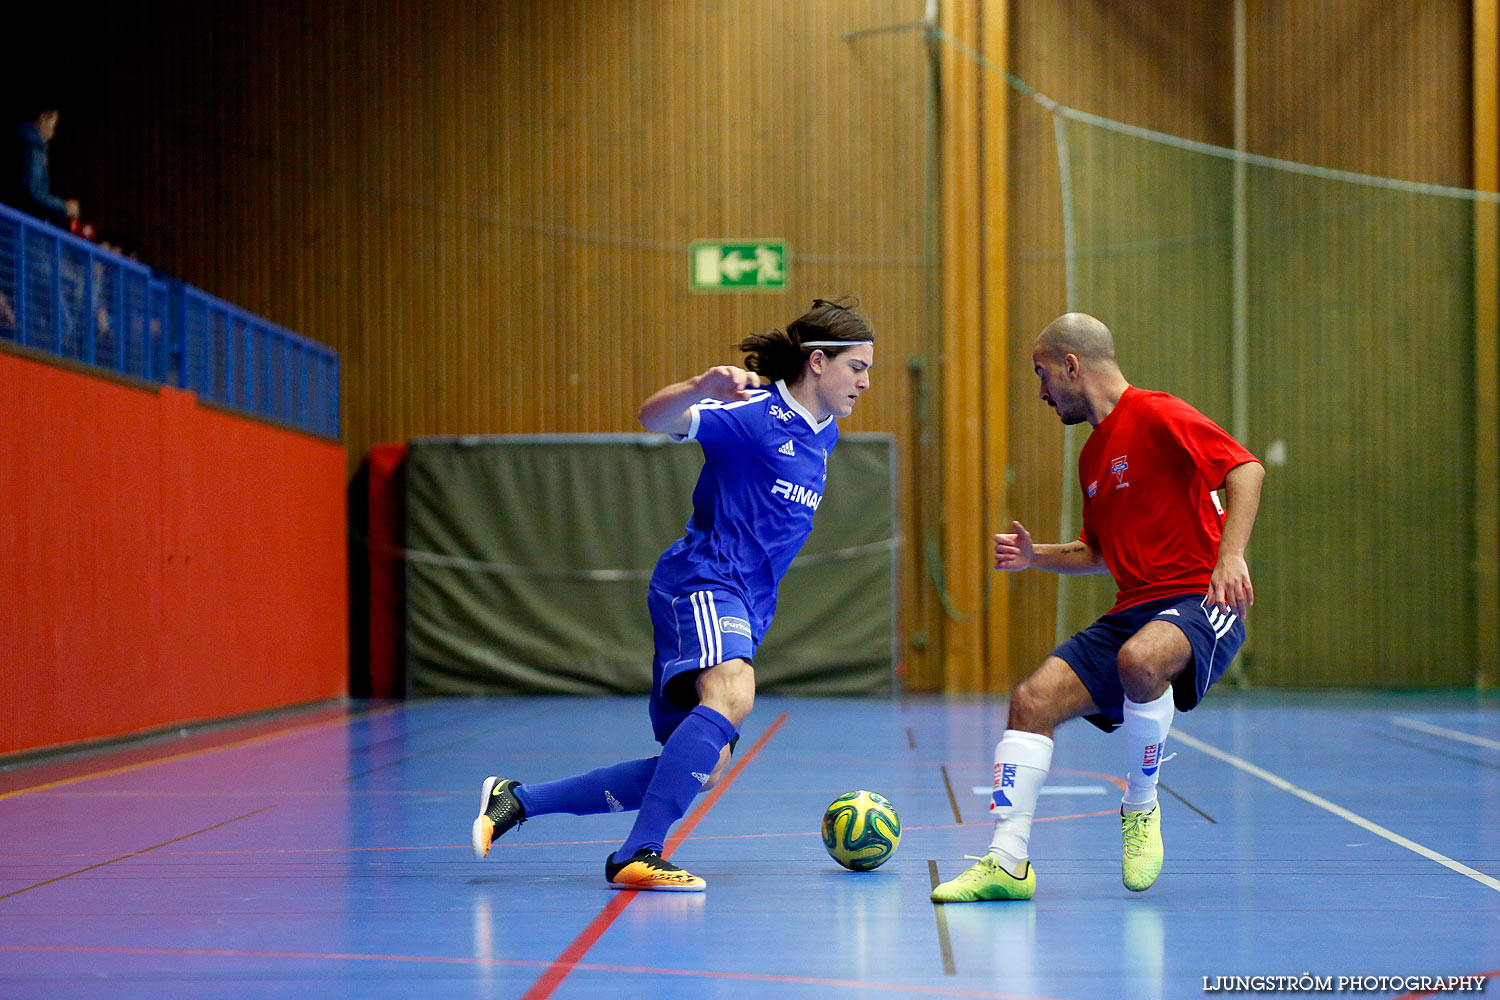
[1121,803,1164,891]
[930,854,1035,902]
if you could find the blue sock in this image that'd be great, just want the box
[616,705,737,858]
[513,757,658,817]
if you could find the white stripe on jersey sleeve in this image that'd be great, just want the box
[695,391,769,411]
[686,390,769,440]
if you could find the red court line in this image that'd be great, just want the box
[0,704,400,802]
[518,711,788,1000]
[0,944,1069,1000]
[0,807,273,901]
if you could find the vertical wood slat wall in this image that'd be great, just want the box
[1005,1,1483,689]
[48,0,942,686]
[1241,2,1478,688]
[1474,0,1499,689]
[27,0,1488,691]
[1005,0,1237,684]
[938,1,986,692]
[937,0,1012,693]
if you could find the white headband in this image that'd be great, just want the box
[801,340,873,348]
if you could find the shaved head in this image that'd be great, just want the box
[1035,312,1116,365]
[1030,312,1129,426]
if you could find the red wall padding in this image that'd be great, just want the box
[0,349,348,756]
[364,443,406,699]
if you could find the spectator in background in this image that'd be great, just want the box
[6,105,79,227]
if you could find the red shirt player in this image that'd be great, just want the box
[932,312,1264,905]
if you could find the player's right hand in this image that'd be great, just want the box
[994,521,1034,571]
[699,365,761,401]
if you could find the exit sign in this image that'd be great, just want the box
[690,241,787,291]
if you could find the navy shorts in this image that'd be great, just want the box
[1052,592,1245,733]
[646,586,757,744]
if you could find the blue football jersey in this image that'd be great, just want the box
[650,379,840,640]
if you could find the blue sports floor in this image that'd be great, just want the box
[1,692,1496,1000]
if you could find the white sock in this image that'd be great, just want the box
[987,729,1053,871]
[1121,689,1175,812]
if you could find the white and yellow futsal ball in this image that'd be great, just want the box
[821,790,901,871]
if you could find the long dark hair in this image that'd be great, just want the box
[735,296,873,384]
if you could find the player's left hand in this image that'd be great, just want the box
[1208,555,1253,619]
[698,365,762,402]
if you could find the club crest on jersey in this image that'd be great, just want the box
[1111,454,1129,488]
[771,478,821,510]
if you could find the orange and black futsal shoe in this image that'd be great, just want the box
[604,849,706,891]
[471,777,526,859]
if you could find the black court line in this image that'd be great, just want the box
[926,861,957,974]
[343,702,582,782]
[1367,730,1500,772]
[0,807,275,901]
[344,731,496,783]
[1157,781,1216,823]
[939,765,963,824]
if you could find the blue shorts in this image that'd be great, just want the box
[1052,592,1245,733]
[646,586,757,744]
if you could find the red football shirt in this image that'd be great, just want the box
[1076,386,1258,613]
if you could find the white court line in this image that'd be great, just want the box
[1173,729,1500,894]
[970,785,1106,796]
[1391,716,1500,752]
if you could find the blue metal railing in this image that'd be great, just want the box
[0,201,339,439]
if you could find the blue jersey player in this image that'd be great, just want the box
[472,298,876,890]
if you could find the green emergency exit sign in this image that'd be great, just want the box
[690,241,787,291]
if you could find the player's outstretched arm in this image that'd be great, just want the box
[995,521,1107,575]
[638,366,763,436]
[1208,460,1264,617]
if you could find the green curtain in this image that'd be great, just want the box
[404,434,897,696]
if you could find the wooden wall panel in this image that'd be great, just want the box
[1241,2,1475,689]
[1476,0,1499,689]
[1006,0,1234,683]
[1005,0,1475,689]
[19,0,937,684]
[1248,3,1470,182]
[12,1,1479,691]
